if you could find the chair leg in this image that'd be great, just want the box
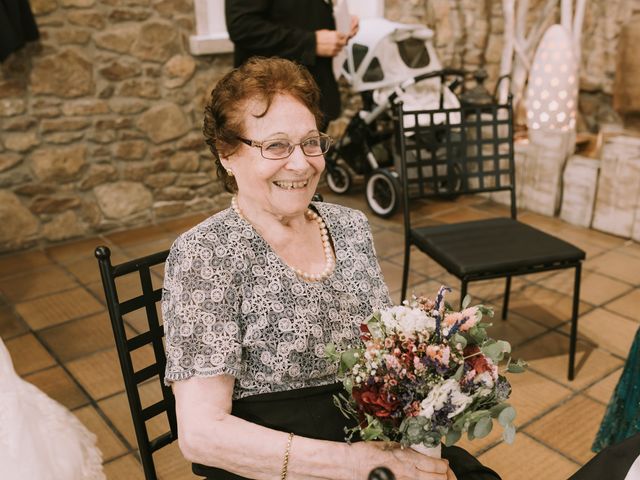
[502,276,512,320]
[401,243,411,302]
[568,263,582,381]
[460,280,468,310]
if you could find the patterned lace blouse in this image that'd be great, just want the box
[162,201,391,399]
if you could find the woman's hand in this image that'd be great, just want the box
[351,441,453,480]
[315,29,348,57]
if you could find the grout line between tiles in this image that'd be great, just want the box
[547,323,630,363]
[600,305,640,324]
[519,431,584,468]
[7,283,87,306]
[527,360,624,396]
[475,393,596,468]
[101,449,144,469]
[22,308,107,335]
[30,328,136,453]
[583,391,613,407]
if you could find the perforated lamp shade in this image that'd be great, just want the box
[525,25,578,132]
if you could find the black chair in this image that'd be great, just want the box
[395,98,585,380]
[95,246,175,480]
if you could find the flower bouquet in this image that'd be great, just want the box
[326,286,527,456]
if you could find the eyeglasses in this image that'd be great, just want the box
[236,133,333,160]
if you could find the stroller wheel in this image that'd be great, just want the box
[366,169,400,218]
[326,164,352,194]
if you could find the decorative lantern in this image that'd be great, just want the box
[525,25,578,133]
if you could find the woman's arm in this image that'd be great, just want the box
[174,375,452,480]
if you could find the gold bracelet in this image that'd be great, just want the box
[280,432,295,480]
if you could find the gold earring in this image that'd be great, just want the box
[227,170,234,177]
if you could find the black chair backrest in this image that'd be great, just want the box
[394,100,518,221]
[95,246,175,480]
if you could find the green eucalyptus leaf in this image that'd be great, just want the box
[451,333,467,350]
[462,295,471,309]
[468,410,491,423]
[469,325,487,343]
[417,416,429,426]
[368,321,384,339]
[325,343,343,367]
[478,306,494,317]
[467,427,476,441]
[503,424,516,444]
[361,415,385,441]
[453,363,465,381]
[453,415,469,430]
[498,340,512,354]
[481,340,510,363]
[342,377,353,394]
[507,358,528,373]
[507,362,526,373]
[399,417,409,431]
[325,342,336,357]
[480,341,499,361]
[498,406,516,426]
[444,429,462,447]
[489,403,510,418]
[407,423,423,438]
[340,350,359,370]
[424,432,441,447]
[473,417,493,439]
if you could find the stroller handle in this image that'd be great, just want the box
[360,68,475,126]
[411,67,468,85]
[382,68,468,111]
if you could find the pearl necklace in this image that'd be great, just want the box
[231,196,335,282]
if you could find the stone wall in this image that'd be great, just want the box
[0,0,233,252]
[1,0,637,252]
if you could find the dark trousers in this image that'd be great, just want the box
[192,383,501,480]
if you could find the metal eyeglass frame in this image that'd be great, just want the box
[236,133,333,160]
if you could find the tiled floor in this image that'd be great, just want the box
[1,183,638,480]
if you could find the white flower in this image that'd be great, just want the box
[380,306,435,336]
[474,371,496,389]
[419,379,473,419]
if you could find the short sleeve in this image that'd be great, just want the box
[345,207,392,308]
[162,232,243,384]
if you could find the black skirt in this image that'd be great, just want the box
[193,383,501,480]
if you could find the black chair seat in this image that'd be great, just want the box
[412,218,586,278]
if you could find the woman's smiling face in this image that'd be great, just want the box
[222,93,326,220]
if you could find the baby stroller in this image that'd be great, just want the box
[324,17,465,217]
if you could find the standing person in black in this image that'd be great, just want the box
[0,0,39,61]
[225,0,357,129]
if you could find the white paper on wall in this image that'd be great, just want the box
[592,136,640,238]
[559,155,600,227]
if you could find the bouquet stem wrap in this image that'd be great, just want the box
[410,443,441,458]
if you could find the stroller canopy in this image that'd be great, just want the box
[342,18,443,93]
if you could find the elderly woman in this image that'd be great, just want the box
[162,57,499,480]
